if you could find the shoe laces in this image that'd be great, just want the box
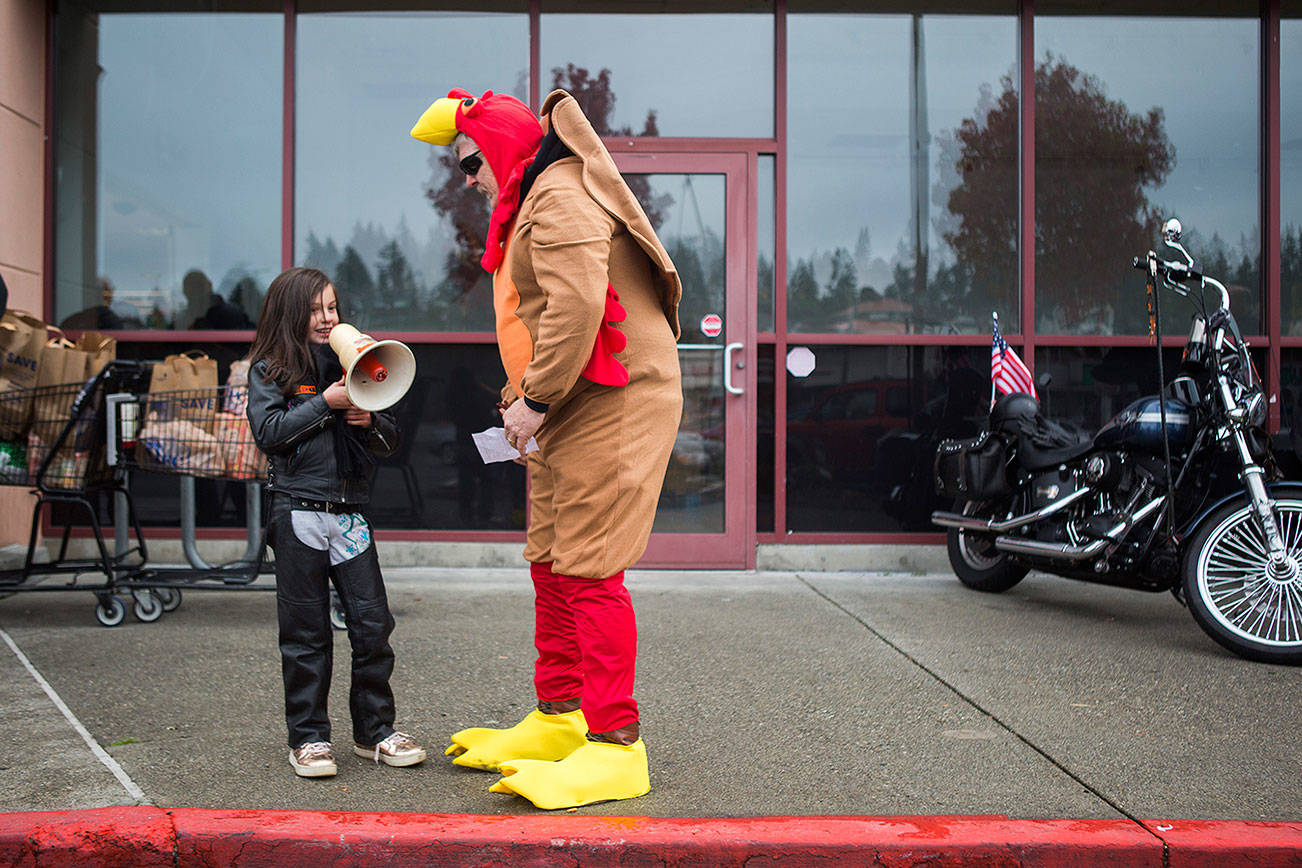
[370,731,415,763]
[297,741,332,760]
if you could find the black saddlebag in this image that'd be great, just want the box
[933,432,1011,501]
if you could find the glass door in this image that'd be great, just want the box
[613,152,753,569]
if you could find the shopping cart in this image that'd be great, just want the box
[0,360,155,625]
[106,382,276,610]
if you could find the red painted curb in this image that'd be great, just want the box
[1152,819,1302,867]
[1,808,1300,867]
[0,806,173,868]
[169,810,1162,867]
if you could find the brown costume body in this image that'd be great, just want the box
[495,90,682,579]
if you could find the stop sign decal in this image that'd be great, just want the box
[700,314,723,338]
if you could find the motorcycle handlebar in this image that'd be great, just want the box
[1132,254,1202,283]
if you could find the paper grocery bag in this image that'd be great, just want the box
[76,331,117,377]
[0,311,48,440]
[30,330,93,448]
[148,351,219,433]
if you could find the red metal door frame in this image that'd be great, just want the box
[613,151,756,570]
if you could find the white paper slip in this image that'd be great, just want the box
[472,427,539,464]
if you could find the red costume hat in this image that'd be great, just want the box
[411,89,543,272]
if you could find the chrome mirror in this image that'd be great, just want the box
[1162,218,1183,244]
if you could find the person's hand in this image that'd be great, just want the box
[501,399,544,454]
[344,407,372,428]
[323,376,352,410]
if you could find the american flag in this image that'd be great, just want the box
[991,316,1037,400]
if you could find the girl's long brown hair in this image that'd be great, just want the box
[247,267,337,394]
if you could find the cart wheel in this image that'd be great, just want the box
[132,590,163,623]
[155,587,182,612]
[330,603,347,631]
[95,596,127,627]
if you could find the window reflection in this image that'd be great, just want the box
[1034,16,1260,335]
[107,341,524,531]
[784,345,989,532]
[758,155,776,332]
[295,10,528,332]
[540,6,773,138]
[54,5,281,331]
[1284,16,1302,335]
[787,12,1018,334]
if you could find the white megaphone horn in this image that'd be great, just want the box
[328,323,416,412]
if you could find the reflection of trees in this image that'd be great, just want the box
[950,54,1174,332]
[786,54,1182,336]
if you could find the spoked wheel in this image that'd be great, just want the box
[154,587,182,612]
[947,500,1029,593]
[132,590,163,623]
[95,595,127,627]
[330,603,347,631]
[1184,494,1302,664]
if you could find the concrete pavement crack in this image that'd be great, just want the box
[794,572,1169,843]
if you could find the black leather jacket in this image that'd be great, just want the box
[246,358,400,504]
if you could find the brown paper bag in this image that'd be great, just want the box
[148,351,219,433]
[0,311,47,439]
[76,332,117,377]
[214,411,267,479]
[30,330,93,449]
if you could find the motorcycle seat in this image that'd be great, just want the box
[1017,434,1093,471]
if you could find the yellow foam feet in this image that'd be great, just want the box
[488,739,650,810]
[445,708,587,771]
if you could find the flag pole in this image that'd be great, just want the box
[989,310,998,411]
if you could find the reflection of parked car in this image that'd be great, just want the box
[787,381,911,483]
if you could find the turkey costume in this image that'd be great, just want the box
[410,87,683,809]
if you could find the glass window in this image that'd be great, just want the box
[787,9,1018,334]
[1284,12,1302,335]
[758,154,776,332]
[784,344,989,532]
[295,8,528,333]
[1034,12,1261,335]
[54,3,282,332]
[540,2,773,139]
[109,340,525,531]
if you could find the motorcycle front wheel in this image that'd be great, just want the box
[947,500,1029,593]
[1183,492,1302,665]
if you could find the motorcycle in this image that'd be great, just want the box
[931,218,1302,665]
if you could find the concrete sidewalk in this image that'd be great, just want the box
[0,566,1299,864]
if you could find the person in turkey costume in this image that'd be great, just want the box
[410,88,682,809]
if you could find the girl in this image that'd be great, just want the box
[246,266,424,778]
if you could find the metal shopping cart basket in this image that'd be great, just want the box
[106,381,276,613]
[0,361,155,625]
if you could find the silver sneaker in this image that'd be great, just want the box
[354,730,426,767]
[290,741,337,778]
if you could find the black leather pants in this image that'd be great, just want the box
[268,494,396,748]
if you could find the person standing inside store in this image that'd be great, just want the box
[246,266,425,778]
[410,88,682,809]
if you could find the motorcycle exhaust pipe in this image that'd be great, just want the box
[931,486,1094,534]
[992,496,1167,562]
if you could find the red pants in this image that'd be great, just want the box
[530,561,638,733]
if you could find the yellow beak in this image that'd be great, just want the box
[410,97,462,145]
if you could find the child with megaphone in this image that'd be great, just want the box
[246,266,426,779]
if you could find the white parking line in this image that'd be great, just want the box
[0,627,148,804]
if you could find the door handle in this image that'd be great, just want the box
[723,342,744,395]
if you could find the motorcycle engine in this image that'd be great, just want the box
[1029,467,1079,542]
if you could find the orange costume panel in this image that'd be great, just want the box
[497,90,683,578]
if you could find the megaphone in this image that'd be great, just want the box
[328,323,416,412]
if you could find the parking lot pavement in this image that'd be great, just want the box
[0,566,1298,821]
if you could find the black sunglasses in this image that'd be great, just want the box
[458,151,484,176]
